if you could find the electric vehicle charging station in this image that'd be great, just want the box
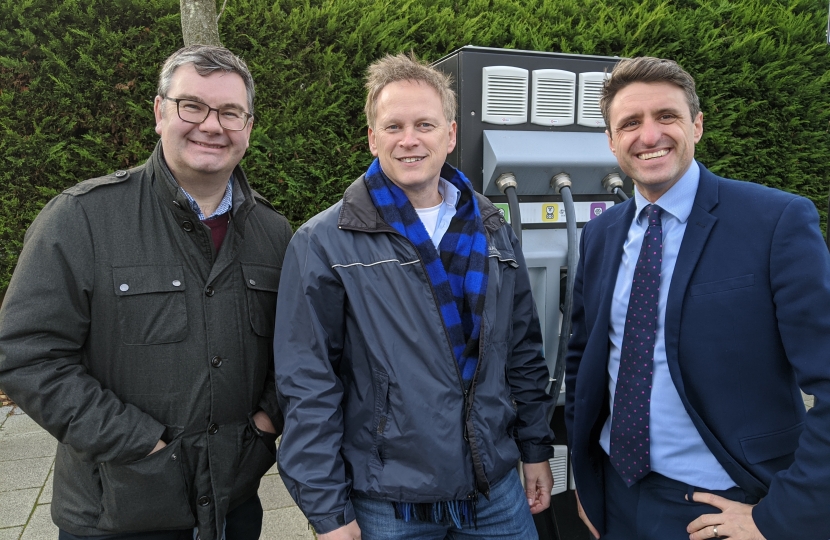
[433,46,633,540]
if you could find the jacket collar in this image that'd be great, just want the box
[148,140,257,226]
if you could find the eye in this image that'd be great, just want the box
[383,124,401,132]
[417,122,435,130]
[181,101,205,112]
[658,113,678,122]
[619,120,639,131]
[221,109,244,120]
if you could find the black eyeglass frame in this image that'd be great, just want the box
[163,96,254,131]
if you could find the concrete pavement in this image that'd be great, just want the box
[0,406,315,540]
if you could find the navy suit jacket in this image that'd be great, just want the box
[565,163,830,539]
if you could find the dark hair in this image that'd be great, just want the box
[158,45,255,114]
[601,56,700,131]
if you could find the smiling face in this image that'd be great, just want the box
[154,63,252,188]
[367,80,457,208]
[606,81,703,202]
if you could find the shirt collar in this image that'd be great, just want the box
[179,176,234,220]
[633,160,699,224]
[438,177,460,209]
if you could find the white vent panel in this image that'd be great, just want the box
[578,71,610,128]
[531,69,575,127]
[481,66,528,125]
[550,445,568,495]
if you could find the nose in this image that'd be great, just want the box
[199,109,224,133]
[639,118,662,146]
[398,126,420,147]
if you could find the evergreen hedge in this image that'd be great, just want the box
[2,0,829,294]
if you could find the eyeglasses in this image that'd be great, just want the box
[164,97,253,131]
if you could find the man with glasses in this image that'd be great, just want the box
[0,45,291,540]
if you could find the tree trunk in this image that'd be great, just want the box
[180,0,222,47]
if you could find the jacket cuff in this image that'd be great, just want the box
[519,441,554,464]
[256,397,284,437]
[309,500,356,535]
[751,497,787,540]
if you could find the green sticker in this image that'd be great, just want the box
[494,203,510,223]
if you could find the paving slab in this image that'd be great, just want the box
[20,504,57,540]
[0,488,39,528]
[264,461,279,476]
[259,474,297,511]
[0,526,23,540]
[38,468,53,505]
[259,507,314,539]
[0,406,12,425]
[0,415,44,437]
[0,457,53,492]
[0,432,56,462]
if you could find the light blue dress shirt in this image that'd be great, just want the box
[415,178,459,248]
[600,161,736,489]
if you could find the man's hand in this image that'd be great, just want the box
[575,490,600,539]
[687,492,767,540]
[317,520,361,540]
[253,410,277,434]
[522,461,553,514]
[148,440,167,456]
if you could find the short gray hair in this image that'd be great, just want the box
[364,53,456,128]
[157,45,255,114]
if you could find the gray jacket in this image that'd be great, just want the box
[274,174,555,534]
[0,143,292,539]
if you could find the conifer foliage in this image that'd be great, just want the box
[1,0,829,293]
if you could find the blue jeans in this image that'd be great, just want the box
[351,469,538,540]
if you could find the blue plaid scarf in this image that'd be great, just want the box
[365,158,489,527]
[365,158,489,383]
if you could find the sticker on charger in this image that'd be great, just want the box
[589,202,607,220]
[493,203,510,223]
[541,203,564,223]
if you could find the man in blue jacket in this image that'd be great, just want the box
[274,53,555,540]
[565,56,830,540]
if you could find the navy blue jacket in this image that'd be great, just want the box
[274,172,554,534]
[565,163,830,539]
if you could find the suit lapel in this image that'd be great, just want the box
[590,200,636,373]
[664,164,719,381]
[599,201,636,310]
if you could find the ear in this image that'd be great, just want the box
[605,129,616,156]
[368,126,378,157]
[243,118,254,149]
[154,96,164,136]
[692,112,703,144]
[447,121,457,154]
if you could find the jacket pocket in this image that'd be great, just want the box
[97,437,193,532]
[739,423,803,465]
[241,263,281,337]
[113,265,187,345]
[690,274,755,296]
[370,369,390,470]
[229,420,277,508]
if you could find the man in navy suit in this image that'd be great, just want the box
[565,56,830,540]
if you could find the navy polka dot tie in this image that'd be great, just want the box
[610,204,663,486]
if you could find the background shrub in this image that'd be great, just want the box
[2,0,829,294]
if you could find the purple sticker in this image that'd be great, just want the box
[590,203,607,220]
